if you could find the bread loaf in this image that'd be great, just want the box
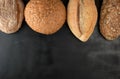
[100,0,120,40]
[0,0,24,34]
[24,0,66,35]
[67,0,98,42]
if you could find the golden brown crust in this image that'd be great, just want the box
[100,0,120,40]
[24,0,66,35]
[67,0,98,42]
[0,0,24,34]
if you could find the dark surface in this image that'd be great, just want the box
[0,0,120,79]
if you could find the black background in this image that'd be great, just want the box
[0,0,120,79]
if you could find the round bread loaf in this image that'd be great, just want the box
[24,0,66,35]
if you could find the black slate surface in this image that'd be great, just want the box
[0,0,120,79]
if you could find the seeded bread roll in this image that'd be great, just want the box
[67,0,98,42]
[100,0,120,40]
[0,0,24,34]
[24,0,66,35]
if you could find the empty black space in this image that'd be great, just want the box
[0,0,120,79]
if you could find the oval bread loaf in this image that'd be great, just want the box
[0,0,24,34]
[100,0,120,40]
[67,0,98,42]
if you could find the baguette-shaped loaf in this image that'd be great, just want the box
[67,0,98,42]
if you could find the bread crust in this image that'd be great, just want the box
[100,0,120,40]
[24,0,66,35]
[0,0,24,34]
[67,0,98,42]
